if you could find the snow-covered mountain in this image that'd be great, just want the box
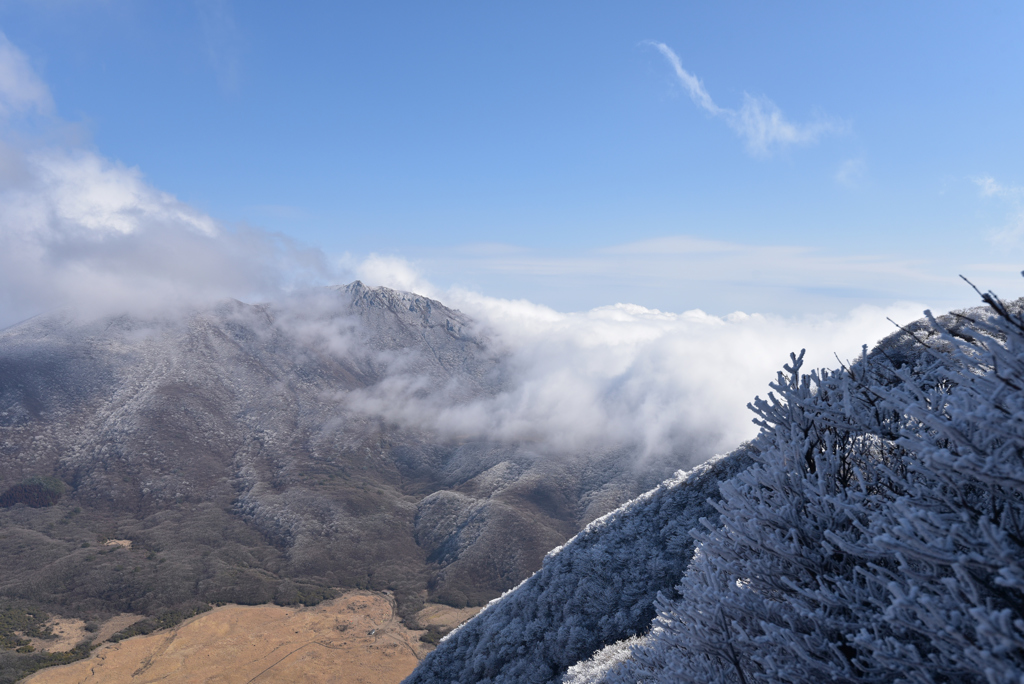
[0,283,688,624]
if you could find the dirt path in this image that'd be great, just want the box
[23,591,436,684]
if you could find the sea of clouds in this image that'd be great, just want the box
[347,257,925,460]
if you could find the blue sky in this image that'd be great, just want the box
[0,1,1022,319]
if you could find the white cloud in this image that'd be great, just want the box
[0,32,53,118]
[0,146,334,326]
[0,35,335,329]
[975,175,1023,199]
[973,176,1024,248]
[835,157,866,188]
[353,253,440,298]
[988,212,1024,248]
[648,42,844,156]
[976,175,1003,197]
[342,258,929,462]
[25,150,219,237]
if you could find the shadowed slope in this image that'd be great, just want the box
[404,447,753,684]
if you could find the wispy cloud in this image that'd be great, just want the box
[835,157,866,188]
[974,175,1024,247]
[602,235,743,255]
[989,213,1024,248]
[649,41,722,116]
[974,175,1024,199]
[406,235,955,315]
[0,32,53,118]
[647,41,844,156]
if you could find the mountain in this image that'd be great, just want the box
[0,282,688,640]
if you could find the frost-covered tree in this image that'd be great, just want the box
[838,290,1024,683]
[605,350,907,683]
[575,289,1024,684]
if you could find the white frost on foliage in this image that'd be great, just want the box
[402,449,753,684]
[562,637,644,684]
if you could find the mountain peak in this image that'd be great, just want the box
[332,281,471,334]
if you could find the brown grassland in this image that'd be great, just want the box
[22,591,478,684]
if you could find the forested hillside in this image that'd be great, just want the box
[0,283,688,683]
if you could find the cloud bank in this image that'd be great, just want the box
[0,32,334,329]
[0,144,332,327]
[347,257,927,462]
[649,41,843,156]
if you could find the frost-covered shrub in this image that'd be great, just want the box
[843,292,1024,683]
[610,351,908,683]
[562,636,645,684]
[403,450,753,684]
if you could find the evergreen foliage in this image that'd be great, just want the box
[0,606,53,650]
[0,643,91,684]
[0,476,65,508]
[0,605,93,684]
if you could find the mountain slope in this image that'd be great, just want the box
[404,446,754,684]
[0,283,688,634]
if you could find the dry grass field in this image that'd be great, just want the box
[22,613,143,655]
[22,591,478,684]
